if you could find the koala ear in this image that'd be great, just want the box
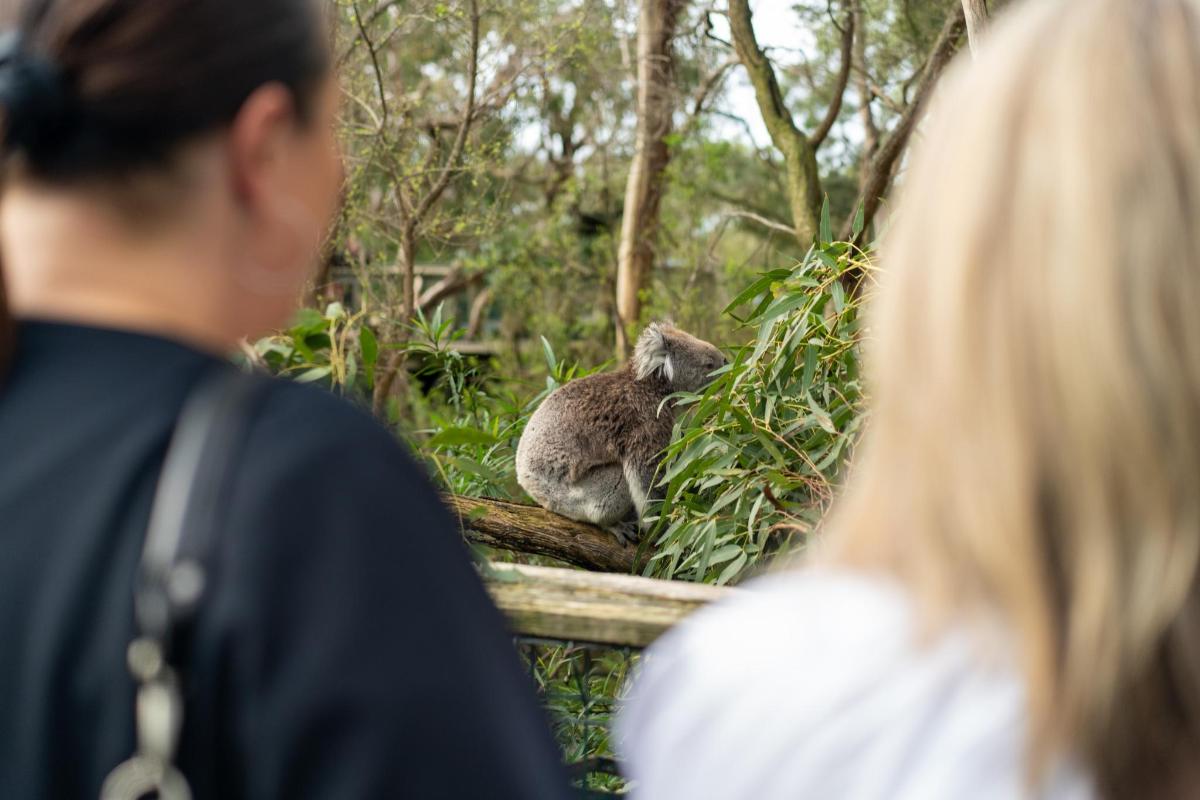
[634,322,674,382]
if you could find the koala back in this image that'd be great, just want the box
[516,365,675,485]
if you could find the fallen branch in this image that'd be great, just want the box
[445,495,640,573]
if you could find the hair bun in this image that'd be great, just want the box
[0,31,72,159]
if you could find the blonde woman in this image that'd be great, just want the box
[618,0,1200,797]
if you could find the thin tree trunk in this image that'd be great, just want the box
[615,0,685,360]
[466,288,492,340]
[853,0,878,190]
[728,0,823,244]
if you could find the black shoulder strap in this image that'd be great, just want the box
[101,366,265,800]
[136,367,265,641]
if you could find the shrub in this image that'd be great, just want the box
[645,238,872,584]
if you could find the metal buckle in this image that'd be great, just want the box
[99,755,192,800]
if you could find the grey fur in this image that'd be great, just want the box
[516,322,725,544]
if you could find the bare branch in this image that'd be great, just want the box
[413,1,481,224]
[808,1,855,149]
[721,209,797,236]
[417,267,484,313]
[352,1,389,130]
[841,5,966,244]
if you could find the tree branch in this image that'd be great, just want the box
[413,0,481,225]
[417,267,484,313]
[841,5,966,244]
[808,1,855,149]
[722,209,797,236]
[352,1,390,131]
[445,495,641,573]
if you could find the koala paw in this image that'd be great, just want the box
[607,520,641,547]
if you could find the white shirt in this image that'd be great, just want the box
[616,570,1093,799]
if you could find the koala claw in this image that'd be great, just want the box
[607,520,640,547]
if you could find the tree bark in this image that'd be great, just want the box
[444,495,642,573]
[615,0,686,360]
[962,0,989,55]
[841,5,966,244]
[728,0,823,245]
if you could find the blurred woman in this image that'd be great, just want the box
[619,0,1200,797]
[0,1,569,797]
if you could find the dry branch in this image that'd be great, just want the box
[445,495,640,573]
[417,267,484,313]
[808,2,855,149]
[841,5,966,244]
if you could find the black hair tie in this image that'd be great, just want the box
[0,30,72,157]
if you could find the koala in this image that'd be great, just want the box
[516,322,726,545]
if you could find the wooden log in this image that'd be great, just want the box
[445,495,640,573]
[485,562,733,647]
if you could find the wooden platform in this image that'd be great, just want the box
[484,562,734,648]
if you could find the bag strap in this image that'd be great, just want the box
[101,366,265,800]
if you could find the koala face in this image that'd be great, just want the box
[666,329,727,392]
[634,322,727,393]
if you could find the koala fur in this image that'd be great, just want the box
[515,322,726,544]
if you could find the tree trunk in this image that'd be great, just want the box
[615,0,685,359]
[728,0,823,245]
[962,0,989,55]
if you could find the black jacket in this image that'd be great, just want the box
[0,321,570,799]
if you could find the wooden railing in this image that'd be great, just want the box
[484,562,732,648]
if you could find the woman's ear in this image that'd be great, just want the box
[226,82,298,211]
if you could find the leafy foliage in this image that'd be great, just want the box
[645,237,871,584]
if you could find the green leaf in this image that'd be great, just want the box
[540,336,557,373]
[851,203,865,238]
[818,196,832,245]
[716,551,748,585]
[428,426,500,448]
[360,326,379,386]
[707,543,744,566]
[290,307,326,337]
[295,366,332,383]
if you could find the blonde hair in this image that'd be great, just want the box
[828,0,1200,795]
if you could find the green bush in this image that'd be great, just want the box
[645,238,871,584]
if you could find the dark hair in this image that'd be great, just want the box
[0,0,331,380]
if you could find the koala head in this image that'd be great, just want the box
[633,321,727,393]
